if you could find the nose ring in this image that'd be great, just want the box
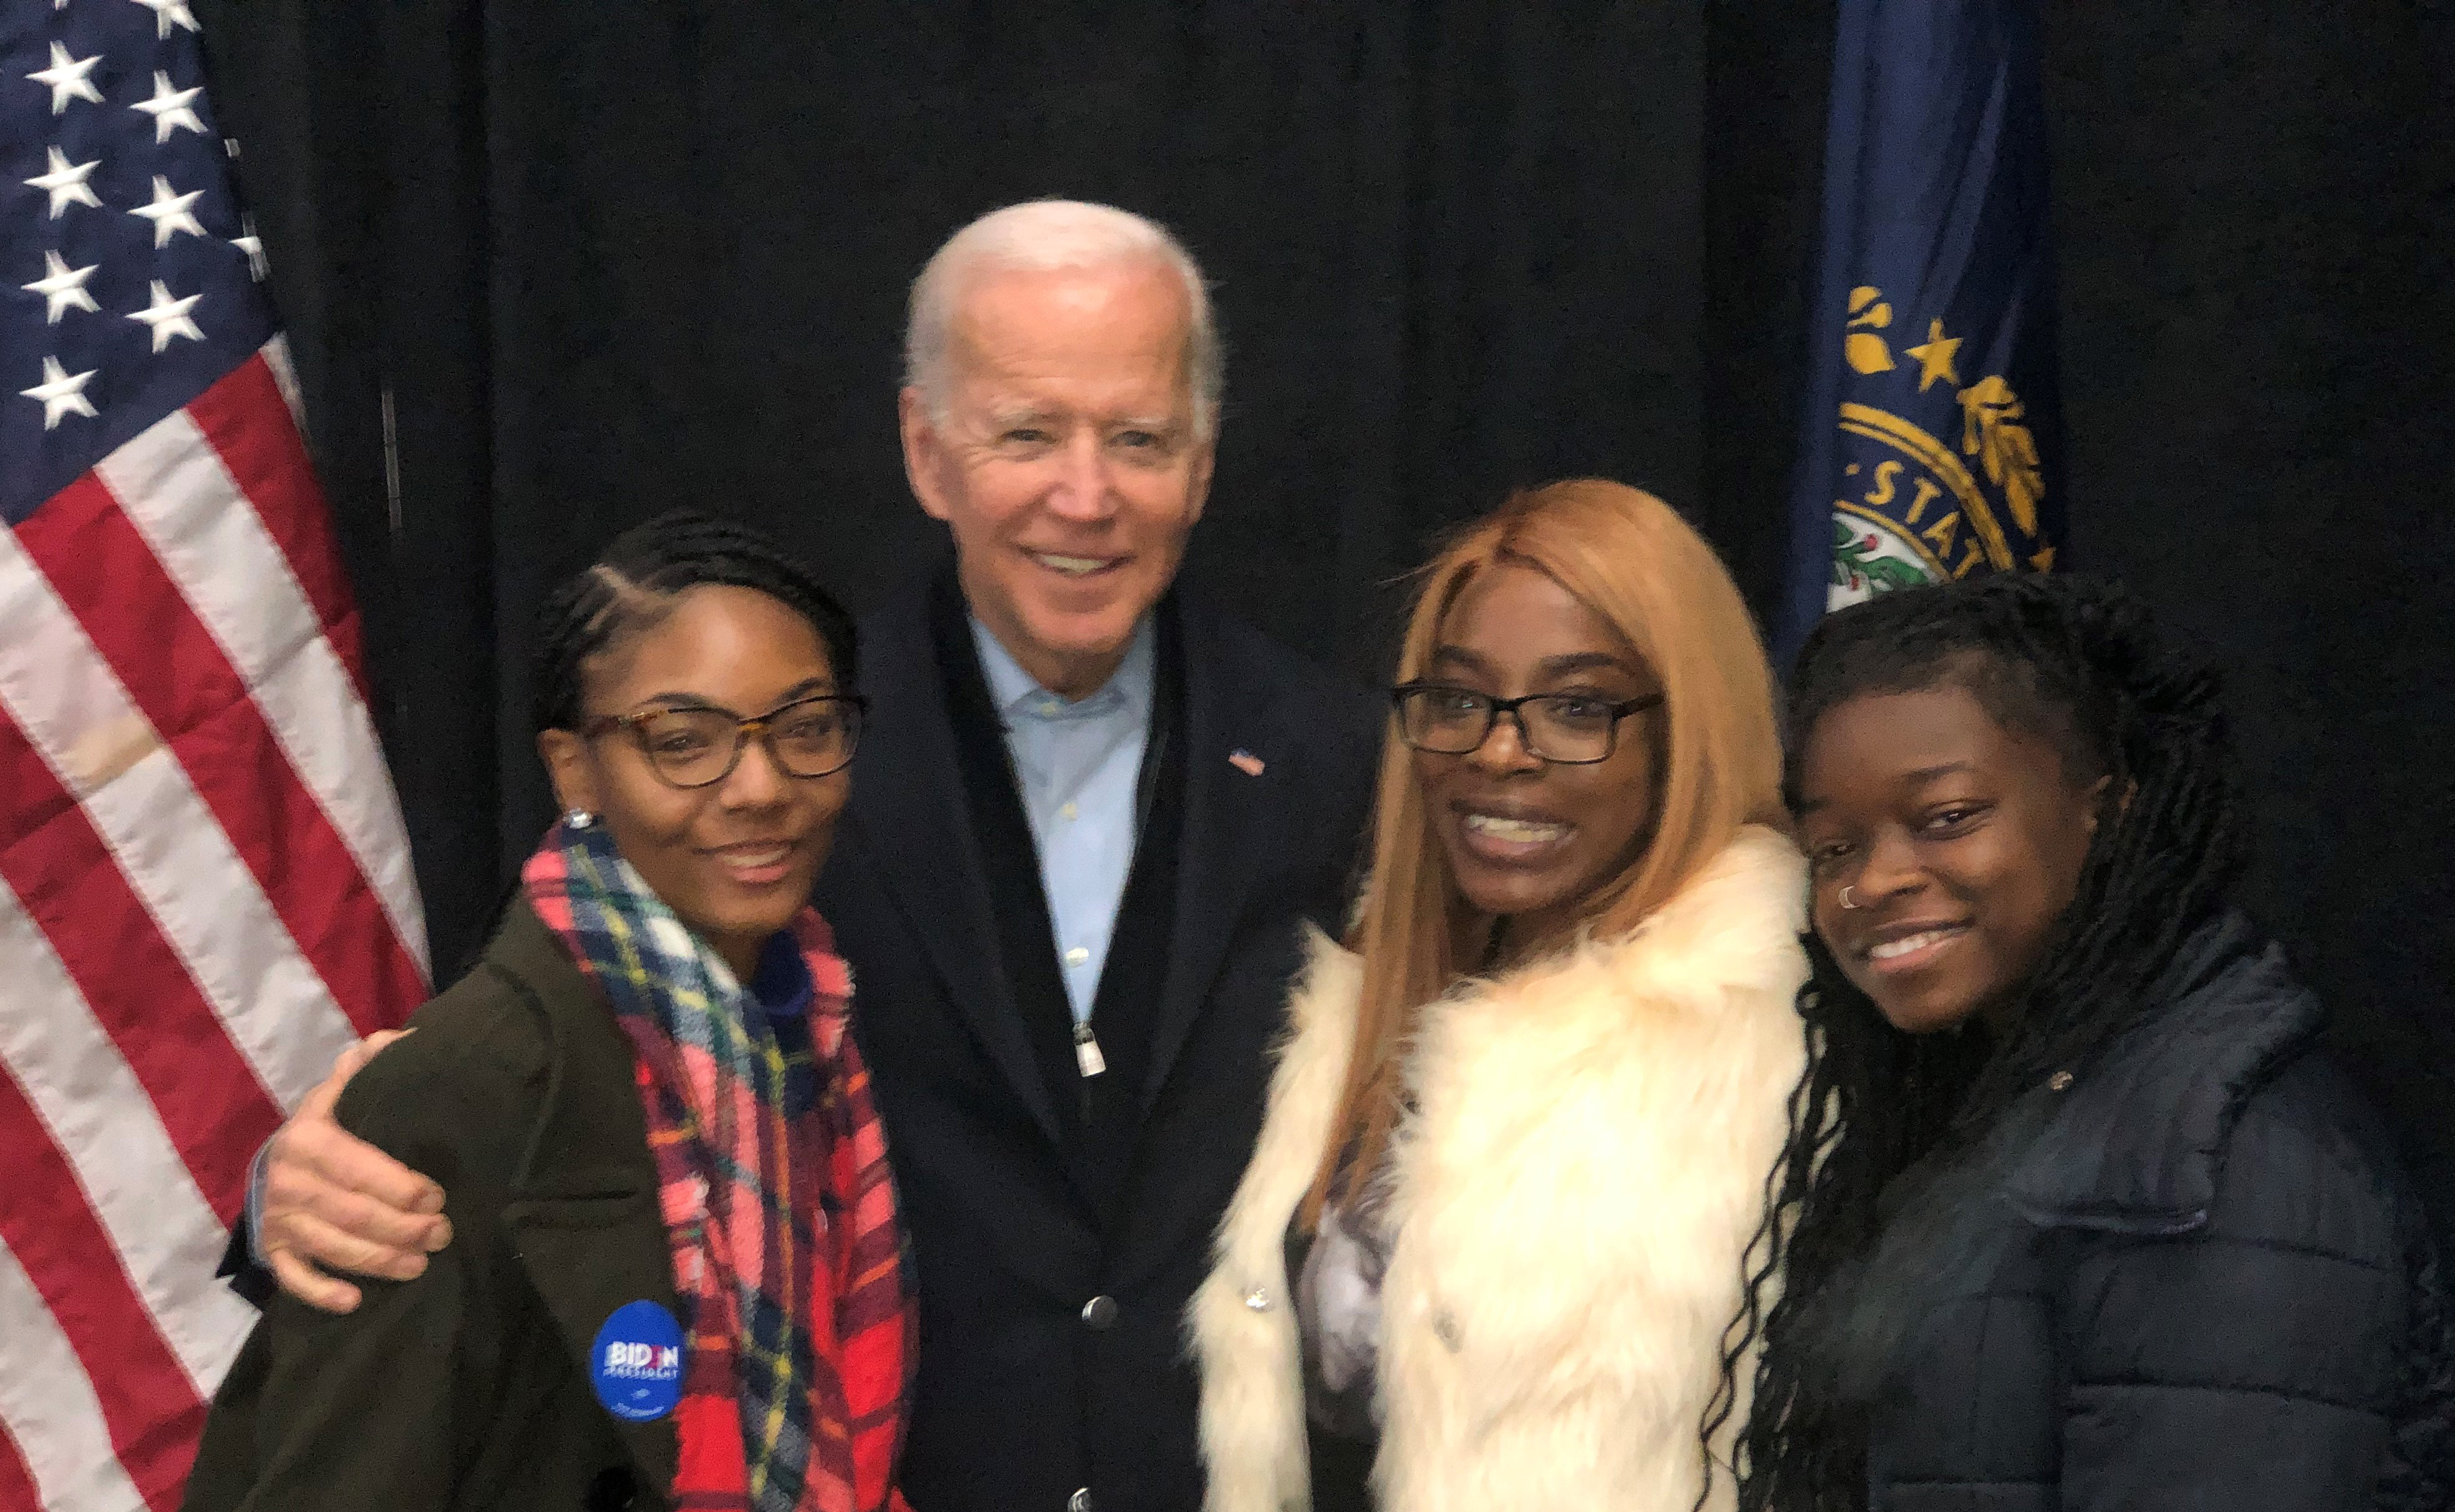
[1838,884,1861,911]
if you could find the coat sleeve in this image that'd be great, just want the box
[2053,1165,2408,1508]
[185,1032,510,1512]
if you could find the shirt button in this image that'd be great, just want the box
[1064,946,1090,967]
[1058,802,1079,821]
[1080,1294,1119,1330]
[1038,699,1062,717]
[1068,1491,1094,1512]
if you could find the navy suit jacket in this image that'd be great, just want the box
[819,574,1377,1512]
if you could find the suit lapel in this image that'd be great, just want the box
[484,906,682,1497]
[843,581,1292,1125]
[1140,601,1290,1109]
[841,584,1066,1148]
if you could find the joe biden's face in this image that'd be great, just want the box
[899,258,1212,700]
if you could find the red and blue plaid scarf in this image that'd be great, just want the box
[525,820,913,1512]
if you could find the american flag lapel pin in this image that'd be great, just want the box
[1228,749,1266,777]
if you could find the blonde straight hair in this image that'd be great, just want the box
[1304,479,1787,1223]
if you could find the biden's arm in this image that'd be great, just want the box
[186,1019,524,1511]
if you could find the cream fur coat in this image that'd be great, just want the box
[1188,825,1809,1512]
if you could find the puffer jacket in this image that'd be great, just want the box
[1866,912,2453,1512]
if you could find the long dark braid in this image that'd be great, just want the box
[1701,944,1988,1508]
[1704,573,2252,1511]
[532,510,858,734]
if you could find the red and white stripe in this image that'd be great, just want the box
[0,346,427,1512]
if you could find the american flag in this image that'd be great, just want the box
[2,3,428,1509]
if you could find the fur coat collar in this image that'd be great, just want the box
[1188,825,1809,1512]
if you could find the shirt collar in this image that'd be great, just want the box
[969,612,1156,722]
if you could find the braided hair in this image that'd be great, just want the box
[532,510,858,734]
[1702,573,2253,1510]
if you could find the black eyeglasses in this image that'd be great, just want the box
[583,694,866,789]
[1390,682,1663,765]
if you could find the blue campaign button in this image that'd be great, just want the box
[589,1300,684,1422]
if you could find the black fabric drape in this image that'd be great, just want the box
[2042,1,2455,1228]
[195,1,1745,974]
[193,2,2448,1221]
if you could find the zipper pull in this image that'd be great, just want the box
[1073,1021,1106,1078]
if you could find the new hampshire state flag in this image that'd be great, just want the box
[1780,0,2063,654]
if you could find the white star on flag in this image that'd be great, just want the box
[25,146,102,219]
[22,251,102,323]
[127,280,205,352]
[132,174,208,248]
[131,0,200,40]
[27,42,104,115]
[20,355,99,429]
[132,70,208,145]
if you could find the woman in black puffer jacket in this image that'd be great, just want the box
[1711,574,2451,1511]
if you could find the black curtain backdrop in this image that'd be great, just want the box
[193,3,2449,1214]
[2043,0,2455,1222]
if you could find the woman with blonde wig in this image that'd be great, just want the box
[1190,480,1809,1511]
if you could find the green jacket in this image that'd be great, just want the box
[184,901,683,1512]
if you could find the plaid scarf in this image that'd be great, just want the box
[524,820,913,1512]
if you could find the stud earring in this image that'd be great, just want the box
[564,808,594,829]
[1838,884,1861,910]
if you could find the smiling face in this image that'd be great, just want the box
[538,584,849,979]
[899,258,1214,700]
[1796,681,2104,1035]
[1410,563,1665,955]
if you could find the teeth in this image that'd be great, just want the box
[1869,929,1959,961]
[725,848,787,869]
[1464,813,1568,844]
[1030,551,1109,577]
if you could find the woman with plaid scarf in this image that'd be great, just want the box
[186,512,915,1512]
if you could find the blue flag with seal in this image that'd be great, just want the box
[1779,0,2063,657]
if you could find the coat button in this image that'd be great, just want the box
[1068,1490,1095,1512]
[1080,1294,1120,1330]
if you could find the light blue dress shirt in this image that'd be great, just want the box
[970,614,1156,1026]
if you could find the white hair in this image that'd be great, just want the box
[903,199,1223,440]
